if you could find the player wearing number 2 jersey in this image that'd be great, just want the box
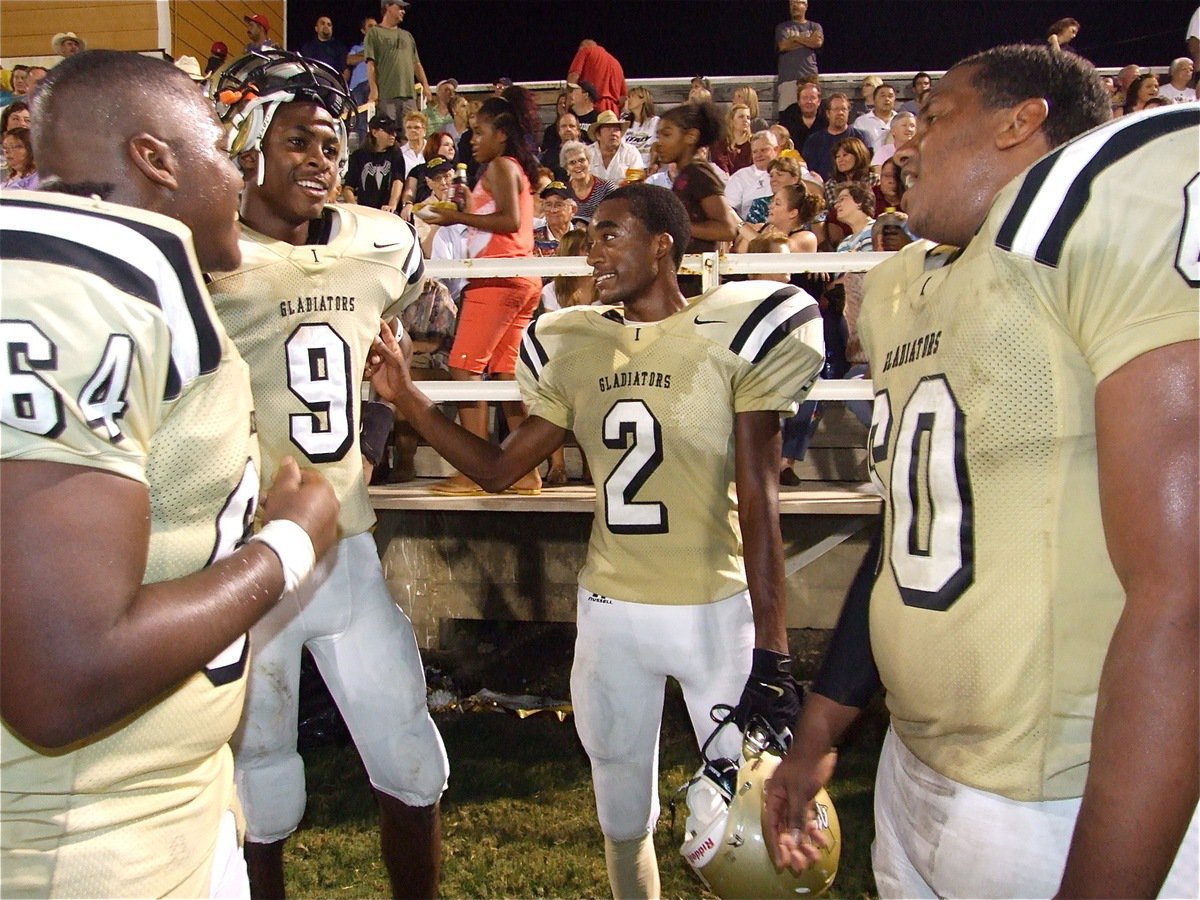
[0,52,339,898]
[367,183,825,897]
[205,51,446,899]
[766,47,1198,897]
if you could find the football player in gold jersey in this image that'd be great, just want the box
[766,45,1198,897]
[206,51,446,899]
[368,182,825,898]
[0,51,339,898]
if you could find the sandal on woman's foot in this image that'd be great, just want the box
[431,473,486,495]
[506,469,542,495]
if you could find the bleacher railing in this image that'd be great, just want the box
[414,251,887,403]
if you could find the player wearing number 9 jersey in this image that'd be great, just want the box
[205,51,447,899]
[367,183,825,897]
[0,51,339,898]
[765,47,1198,898]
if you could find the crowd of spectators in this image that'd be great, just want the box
[2,6,1197,485]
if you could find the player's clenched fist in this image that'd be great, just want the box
[261,457,340,561]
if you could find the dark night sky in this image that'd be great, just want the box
[285,0,1195,86]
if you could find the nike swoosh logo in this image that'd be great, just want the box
[694,316,725,325]
[763,684,785,698]
[374,241,402,249]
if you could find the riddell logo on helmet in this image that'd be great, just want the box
[686,836,715,865]
[815,800,830,831]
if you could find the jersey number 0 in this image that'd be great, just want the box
[869,375,975,611]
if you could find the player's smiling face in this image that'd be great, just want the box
[244,101,339,238]
[586,198,660,308]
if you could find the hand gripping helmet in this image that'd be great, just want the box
[212,49,356,185]
[678,718,840,898]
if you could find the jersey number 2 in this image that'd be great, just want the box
[869,375,974,611]
[602,399,668,534]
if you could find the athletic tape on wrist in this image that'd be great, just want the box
[250,519,317,594]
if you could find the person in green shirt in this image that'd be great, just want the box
[365,0,431,124]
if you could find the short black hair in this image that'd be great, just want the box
[33,49,200,134]
[954,43,1110,148]
[912,71,931,87]
[603,183,691,267]
[31,51,209,196]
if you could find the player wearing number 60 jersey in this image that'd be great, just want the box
[366,183,825,897]
[1,52,339,898]
[205,50,447,900]
[766,48,1198,898]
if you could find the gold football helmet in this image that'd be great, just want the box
[680,732,840,898]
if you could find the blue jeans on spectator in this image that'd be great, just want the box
[845,363,873,428]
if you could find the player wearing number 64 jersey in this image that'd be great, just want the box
[367,183,825,898]
[0,52,339,898]
[205,51,447,900]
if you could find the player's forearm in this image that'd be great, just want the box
[1057,599,1198,896]
[741,502,789,653]
[736,411,789,652]
[1,542,287,748]
[390,384,514,489]
[794,691,862,761]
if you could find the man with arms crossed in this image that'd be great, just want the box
[766,45,1199,897]
[0,50,339,897]
[207,51,446,900]
[369,183,825,898]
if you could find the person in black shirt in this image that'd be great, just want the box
[342,114,407,212]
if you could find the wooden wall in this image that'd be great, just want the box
[0,0,286,61]
[172,0,286,65]
[0,1,157,58]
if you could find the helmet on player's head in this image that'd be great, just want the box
[213,49,355,185]
[678,716,840,898]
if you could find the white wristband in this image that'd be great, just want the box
[250,519,317,594]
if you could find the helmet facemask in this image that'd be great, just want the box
[214,49,356,185]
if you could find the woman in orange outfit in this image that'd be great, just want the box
[424,86,543,494]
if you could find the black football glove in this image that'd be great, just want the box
[733,649,803,740]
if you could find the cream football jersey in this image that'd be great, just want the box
[208,204,424,538]
[517,281,825,606]
[861,105,1200,801]
[0,190,259,896]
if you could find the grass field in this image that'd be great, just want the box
[286,623,886,899]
